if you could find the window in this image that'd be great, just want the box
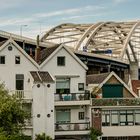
[79,112,85,120]
[56,78,70,94]
[102,110,110,126]
[16,74,24,90]
[56,109,70,123]
[102,110,140,127]
[8,46,12,51]
[0,56,5,64]
[57,56,65,66]
[102,84,123,98]
[111,111,119,126]
[15,56,20,64]
[78,83,84,91]
[120,110,134,126]
[135,110,140,125]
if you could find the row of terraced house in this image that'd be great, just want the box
[0,33,140,140]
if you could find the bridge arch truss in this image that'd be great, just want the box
[40,21,140,63]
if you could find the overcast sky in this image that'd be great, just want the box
[0,0,140,38]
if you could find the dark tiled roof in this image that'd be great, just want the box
[0,40,7,47]
[30,71,41,82]
[131,80,140,96]
[86,73,110,85]
[39,45,59,64]
[38,71,54,83]
[30,71,54,83]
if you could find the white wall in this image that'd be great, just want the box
[71,107,89,123]
[41,48,86,93]
[0,43,38,91]
[44,83,55,138]
[32,82,55,140]
[32,83,46,139]
[102,126,140,137]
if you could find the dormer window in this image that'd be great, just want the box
[57,56,65,66]
[15,56,20,64]
[0,56,5,64]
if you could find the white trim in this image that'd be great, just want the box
[97,71,138,98]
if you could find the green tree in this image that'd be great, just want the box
[0,83,29,139]
[35,133,53,140]
[89,127,102,140]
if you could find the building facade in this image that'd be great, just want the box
[87,72,140,140]
[0,38,91,139]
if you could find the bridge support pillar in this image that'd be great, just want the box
[130,62,139,80]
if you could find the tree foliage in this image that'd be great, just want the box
[89,127,102,140]
[35,133,53,140]
[0,83,30,139]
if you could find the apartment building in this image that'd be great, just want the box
[0,38,91,140]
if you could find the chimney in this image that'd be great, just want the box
[35,35,41,63]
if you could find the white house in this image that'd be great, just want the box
[0,38,91,140]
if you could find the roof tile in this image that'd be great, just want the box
[38,71,54,83]
[30,71,41,82]
[30,71,54,83]
[86,73,110,85]
[38,45,59,64]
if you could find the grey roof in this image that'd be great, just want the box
[86,73,110,85]
[30,71,41,82]
[38,71,54,83]
[39,45,59,64]
[30,71,54,83]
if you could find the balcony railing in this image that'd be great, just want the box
[55,93,90,101]
[55,122,90,131]
[92,98,140,106]
[9,90,32,100]
[25,118,33,126]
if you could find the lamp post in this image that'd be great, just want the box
[20,25,28,36]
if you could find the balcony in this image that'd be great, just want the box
[55,122,90,136]
[55,93,90,106]
[25,118,33,127]
[9,90,32,101]
[92,98,140,107]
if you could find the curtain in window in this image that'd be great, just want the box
[56,79,70,89]
[56,110,70,123]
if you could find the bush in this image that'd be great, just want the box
[0,83,30,139]
[89,127,102,140]
[35,133,52,140]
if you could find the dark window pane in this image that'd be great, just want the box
[0,56,5,64]
[79,112,84,120]
[57,56,65,66]
[16,80,24,90]
[78,83,84,91]
[16,74,24,90]
[15,56,20,64]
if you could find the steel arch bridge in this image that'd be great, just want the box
[40,21,140,63]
